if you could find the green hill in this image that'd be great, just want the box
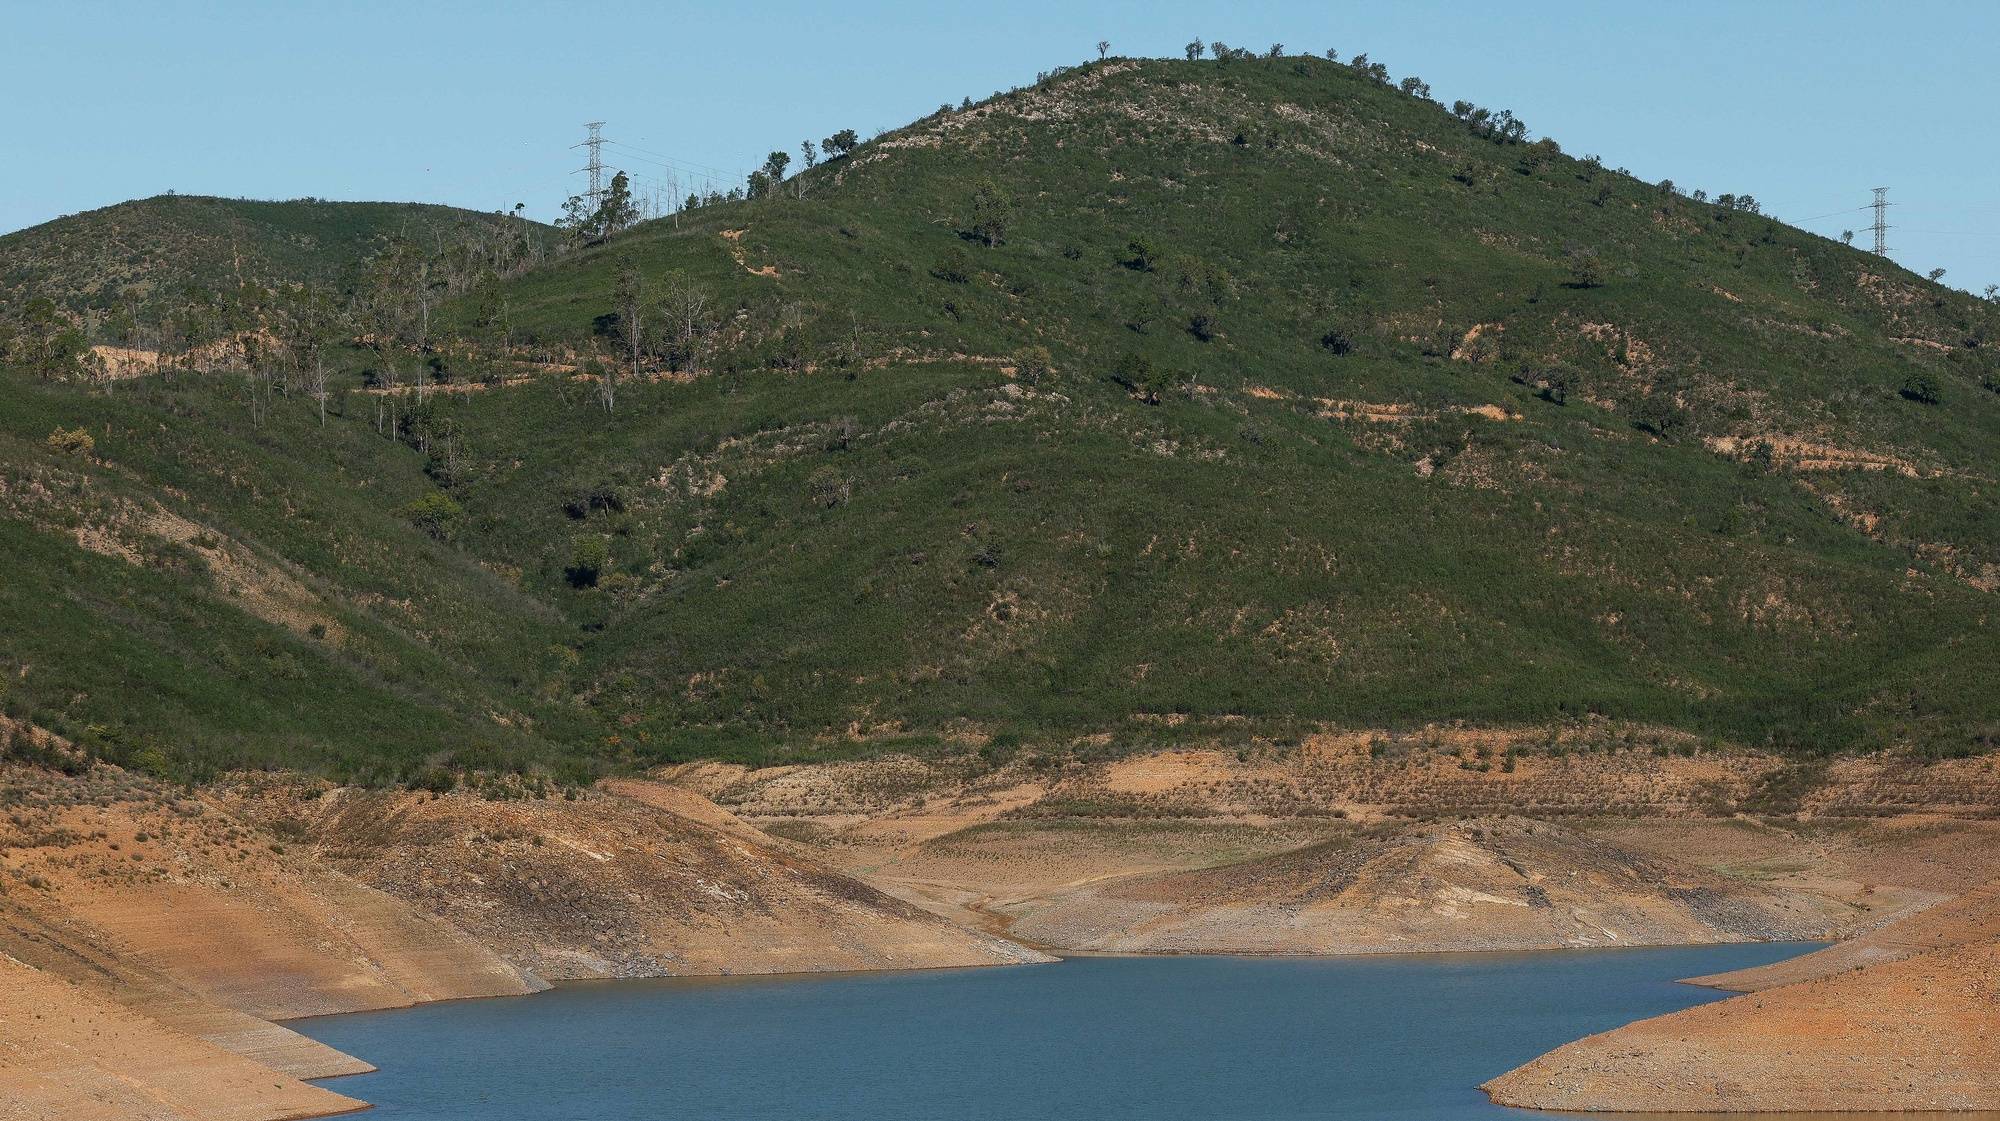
[0,194,551,325]
[3,54,1997,783]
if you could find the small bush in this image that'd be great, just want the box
[402,491,465,540]
[1565,245,1604,289]
[1012,345,1053,386]
[930,246,971,283]
[566,535,610,587]
[1899,372,1941,404]
[806,465,851,508]
[45,427,94,456]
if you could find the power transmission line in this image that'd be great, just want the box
[600,144,740,198]
[602,139,736,179]
[1787,204,1872,224]
[559,123,751,221]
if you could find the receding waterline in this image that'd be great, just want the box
[298,942,1829,1121]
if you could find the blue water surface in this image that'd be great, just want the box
[298,942,1817,1121]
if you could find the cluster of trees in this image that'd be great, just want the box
[1194,40,1288,61]
[581,263,720,411]
[1451,101,1529,143]
[557,171,642,244]
[735,128,859,202]
[1344,52,1392,84]
[0,297,92,381]
[1177,40,1431,100]
[558,150,885,234]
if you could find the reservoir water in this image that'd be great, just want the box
[300,942,1817,1120]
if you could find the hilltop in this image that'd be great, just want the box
[0,194,552,327]
[2,54,1998,784]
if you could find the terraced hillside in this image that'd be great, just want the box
[3,53,1998,781]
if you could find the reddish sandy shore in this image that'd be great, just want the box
[1484,878,2000,1112]
[0,952,366,1121]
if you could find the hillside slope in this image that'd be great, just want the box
[432,55,2000,763]
[2,54,1997,779]
[0,194,548,322]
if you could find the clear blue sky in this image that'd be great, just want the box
[5,0,1997,291]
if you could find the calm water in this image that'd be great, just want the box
[300,943,1825,1121]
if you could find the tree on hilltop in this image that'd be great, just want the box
[557,171,639,245]
[822,128,859,159]
[598,171,639,235]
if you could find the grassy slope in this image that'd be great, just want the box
[2,56,1996,779]
[0,194,547,316]
[0,372,590,781]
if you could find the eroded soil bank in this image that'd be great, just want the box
[4,732,1998,1119]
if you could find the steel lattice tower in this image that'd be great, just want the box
[1870,187,1891,256]
[573,122,607,209]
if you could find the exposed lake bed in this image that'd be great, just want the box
[295,943,1909,1121]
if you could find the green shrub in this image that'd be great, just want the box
[402,491,465,540]
[566,535,609,587]
[44,426,94,456]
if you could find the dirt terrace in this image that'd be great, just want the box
[1001,817,1854,956]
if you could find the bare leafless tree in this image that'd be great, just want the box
[615,265,646,381]
[592,351,617,412]
[663,271,712,375]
